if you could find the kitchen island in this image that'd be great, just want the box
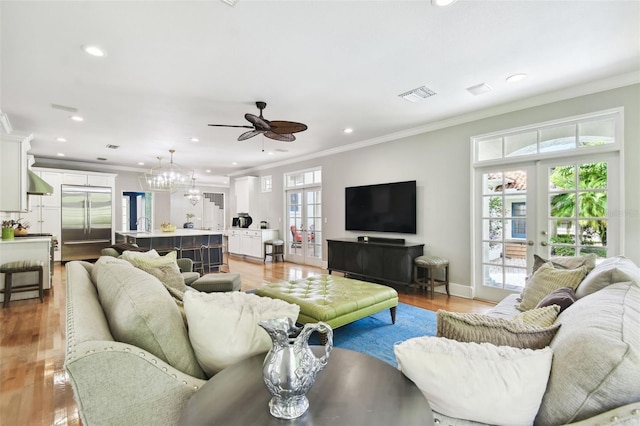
[115,229,225,272]
[0,236,52,303]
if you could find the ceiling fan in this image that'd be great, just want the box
[208,101,308,142]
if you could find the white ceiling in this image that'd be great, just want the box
[1,1,639,185]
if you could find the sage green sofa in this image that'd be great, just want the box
[65,260,207,425]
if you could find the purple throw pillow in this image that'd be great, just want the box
[535,286,577,314]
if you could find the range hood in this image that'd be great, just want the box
[27,170,54,196]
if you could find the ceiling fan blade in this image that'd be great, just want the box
[245,113,271,131]
[265,131,295,142]
[238,130,264,141]
[268,121,308,134]
[208,124,254,129]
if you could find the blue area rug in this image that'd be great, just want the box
[309,303,437,367]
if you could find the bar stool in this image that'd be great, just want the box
[413,255,449,299]
[179,235,205,275]
[1,260,45,308]
[201,234,226,274]
[264,239,284,263]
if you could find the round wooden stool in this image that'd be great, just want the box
[413,255,449,299]
[264,239,284,262]
[1,260,45,308]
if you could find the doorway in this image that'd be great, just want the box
[474,153,619,302]
[122,191,152,231]
[285,188,322,267]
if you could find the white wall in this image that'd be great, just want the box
[232,84,640,293]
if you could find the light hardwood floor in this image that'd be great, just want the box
[0,257,494,425]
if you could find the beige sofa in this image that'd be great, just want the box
[65,256,640,426]
[428,255,640,426]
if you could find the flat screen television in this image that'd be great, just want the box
[345,180,417,234]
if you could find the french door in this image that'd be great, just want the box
[474,153,619,301]
[285,187,323,267]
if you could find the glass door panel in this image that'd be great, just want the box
[476,167,533,300]
[286,187,322,267]
[543,158,613,260]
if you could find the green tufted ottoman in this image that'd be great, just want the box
[255,275,398,343]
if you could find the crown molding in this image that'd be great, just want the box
[230,73,639,177]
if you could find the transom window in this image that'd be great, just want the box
[284,168,321,189]
[474,109,620,164]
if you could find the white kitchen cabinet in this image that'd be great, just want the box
[241,230,264,258]
[234,176,257,215]
[62,172,115,187]
[228,228,278,259]
[0,134,31,212]
[228,229,241,254]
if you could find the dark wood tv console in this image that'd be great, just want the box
[327,238,424,290]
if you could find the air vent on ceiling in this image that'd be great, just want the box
[106,144,120,149]
[467,83,493,96]
[399,86,437,103]
[275,149,288,152]
[221,0,237,6]
[51,103,79,113]
[97,157,108,161]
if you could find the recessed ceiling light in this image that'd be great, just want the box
[466,83,493,96]
[190,137,199,142]
[267,151,274,155]
[57,153,65,157]
[138,162,145,166]
[206,169,211,173]
[344,128,353,134]
[506,73,528,83]
[56,137,67,142]
[432,0,457,6]
[70,115,84,122]
[232,162,238,166]
[83,45,106,57]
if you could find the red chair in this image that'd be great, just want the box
[290,225,314,247]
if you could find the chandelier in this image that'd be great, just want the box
[185,178,201,206]
[139,149,192,192]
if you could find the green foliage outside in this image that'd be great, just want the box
[549,162,608,251]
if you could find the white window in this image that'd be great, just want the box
[261,175,272,193]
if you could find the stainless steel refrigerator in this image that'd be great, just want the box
[61,185,113,261]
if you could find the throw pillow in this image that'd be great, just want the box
[108,242,148,254]
[517,262,586,311]
[532,253,597,275]
[512,305,560,327]
[120,248,160,263]
[131,251,187,294]
[575,255,640,299]
[184,291,300,377]
[535,286,577,313]
[91,255,134,284]
[436,310,560,349]
[95,262,206,379]
[394,336,553,426]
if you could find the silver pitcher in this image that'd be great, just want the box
[258,317,333,419]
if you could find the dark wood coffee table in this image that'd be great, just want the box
[179,347,435,426]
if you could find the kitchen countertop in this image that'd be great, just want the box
[0,236,53,244]
[116,229,224,238]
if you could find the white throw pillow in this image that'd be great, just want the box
[120,248,160,263]
[394,336,553,426]
[184,291,300,377]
